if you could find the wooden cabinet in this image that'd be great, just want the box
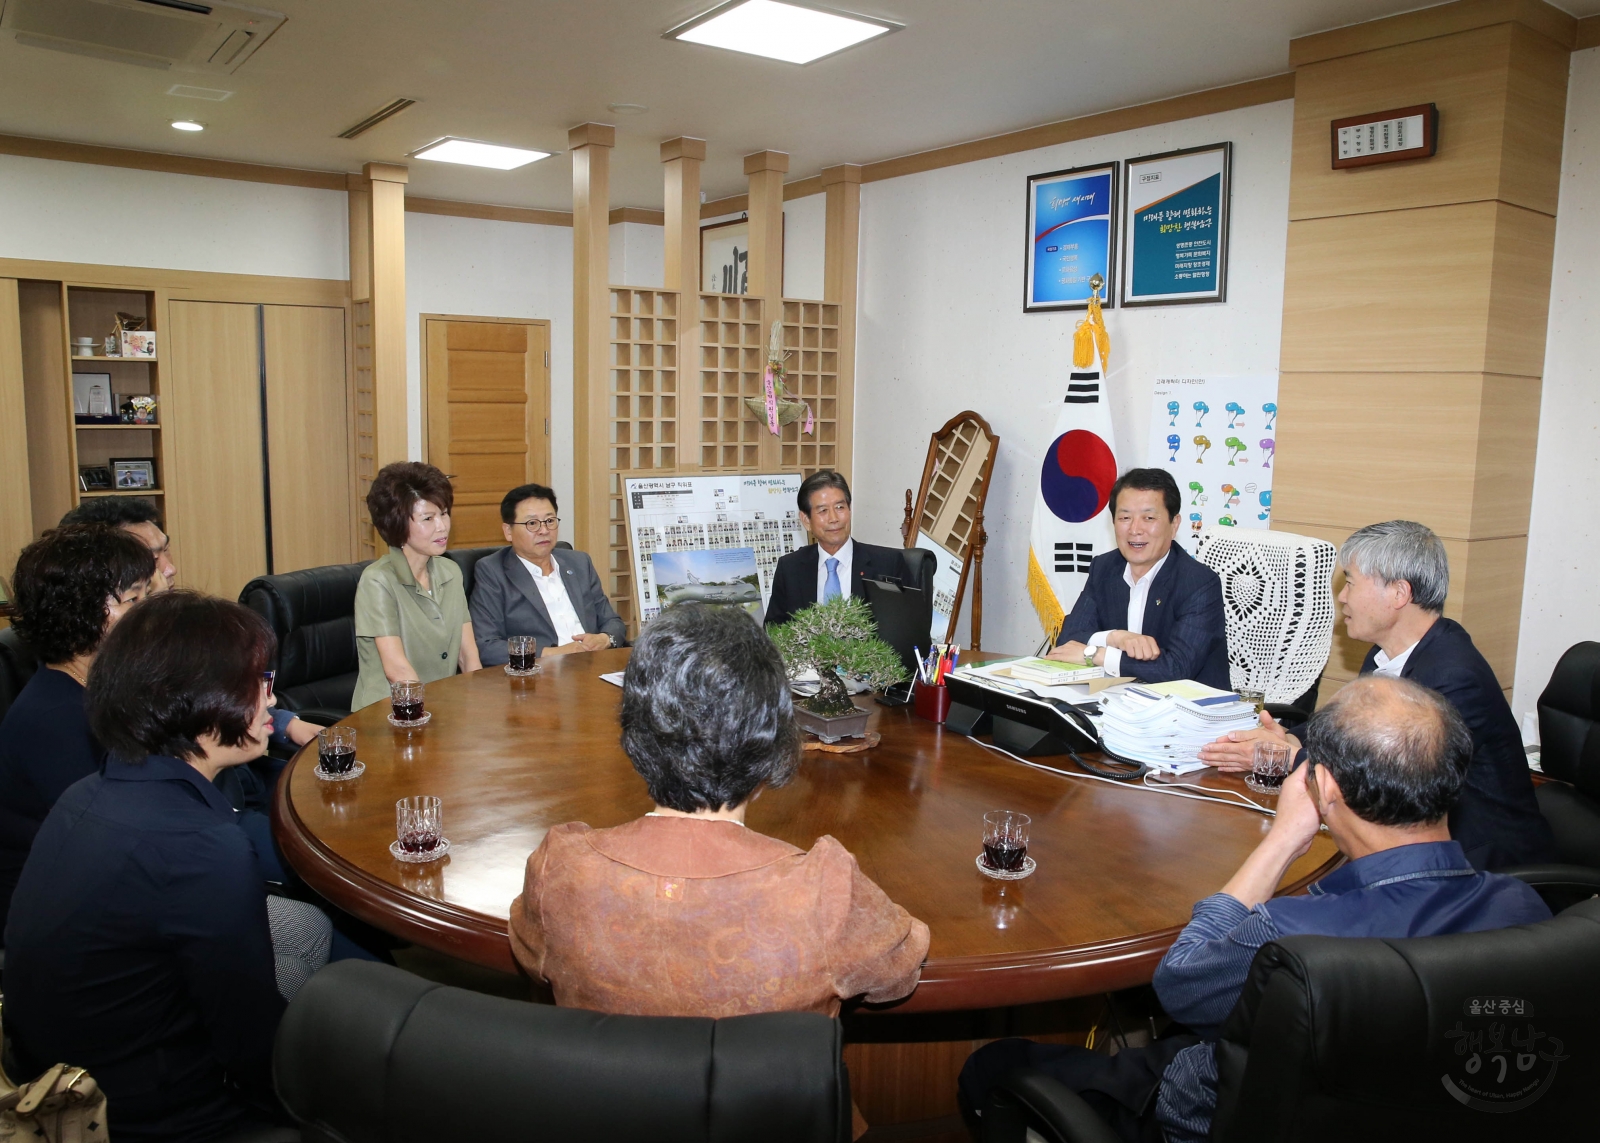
[7,268,353,598]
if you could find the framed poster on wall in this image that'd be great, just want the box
[1121,142,1231,307]
[702,217,749,295]
[1024,162,1117,312]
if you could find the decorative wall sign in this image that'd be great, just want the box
[1024,162,1117,312]
[701,217,749,295]
[1121,143,1231,307]
[1330,104,1438,169]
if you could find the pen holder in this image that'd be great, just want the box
[913,679,951,724]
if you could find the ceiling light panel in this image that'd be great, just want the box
[411,138,551,170]
[667,0,898,65]
[171,119,205,131]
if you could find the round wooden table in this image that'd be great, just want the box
[274,649,1339,1013]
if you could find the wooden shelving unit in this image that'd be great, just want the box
[697,293,766,472]
[778,300,840,477]
[64,286,164,503]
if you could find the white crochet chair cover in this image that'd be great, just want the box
[1194,529,1337,704]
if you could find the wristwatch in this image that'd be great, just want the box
[1083,647,1096,667]
[607,633,621,648]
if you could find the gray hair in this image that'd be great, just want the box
[1339,520,1449,613]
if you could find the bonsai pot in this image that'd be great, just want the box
[794,697,871,743]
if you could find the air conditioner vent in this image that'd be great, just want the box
[0,0,284,73]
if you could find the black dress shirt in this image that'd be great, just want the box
[0,668,103,929]
[4,754,286,1143]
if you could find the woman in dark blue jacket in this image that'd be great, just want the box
[0,524,154,928]
[4,592,309,1143]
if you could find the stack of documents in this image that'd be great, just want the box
[1098,681,1260,774]
[1003,658,1105,686]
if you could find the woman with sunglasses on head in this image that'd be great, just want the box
[4,591,333,1143]
[350,461,482,712]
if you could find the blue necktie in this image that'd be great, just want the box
[824,557,842,602]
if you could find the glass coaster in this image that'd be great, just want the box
[313,760,365,783]
[504,663,542,678]
[976,853,1036,881]
[387,710,432,729]
[390,837,451,864]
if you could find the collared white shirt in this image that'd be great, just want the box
[518,554,586,646]
[1089,551,1171,677]
[815,538,854,605]
[1372,641,1418,678]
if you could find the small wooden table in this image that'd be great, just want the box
[274,649,1338,1012]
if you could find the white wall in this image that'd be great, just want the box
[404,212,574,497]
[784,193,826,300]
[852,100,1293,654]
[1514,46,1600,721]
[609,221,664,288]
[0,153,347,280]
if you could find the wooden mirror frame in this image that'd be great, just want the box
[900,411,999,650]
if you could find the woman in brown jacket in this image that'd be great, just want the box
[510,601,929,1018]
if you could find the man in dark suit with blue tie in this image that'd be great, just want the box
[1200,519,1556,871]
[763,471,907,629]
[1046,467,1229,689]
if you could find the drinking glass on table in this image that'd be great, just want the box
[395,795,443,855]
[317,726,357,775]
[982,810,1031,872]
[390,679,425,724]
[1238,687,1266,715]
[1247,740,1292,794]
[506,635,540,677]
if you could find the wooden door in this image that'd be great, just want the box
[424,317,550,548]
[263,305,353,573]
[164,300,266,597]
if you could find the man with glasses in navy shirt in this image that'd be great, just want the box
[959,675,1551,1142]
[470,483,626,666]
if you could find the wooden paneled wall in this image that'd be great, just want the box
[1273,5,1572,698]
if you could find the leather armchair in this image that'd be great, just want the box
[446,541,570,602]
[239,562,371,724]
[275,961,851,1143]
[0,626,38,723]
[984,897,1600,1141]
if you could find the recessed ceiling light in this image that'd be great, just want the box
[410,138,551,170]
[666,0,898,65]
[170,120,205,132]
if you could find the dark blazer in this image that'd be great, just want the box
[0,668,103,932]
[763,540,907,628]
[1361,617,1558,872]
[1055,544,1229,690]
[5,754,285,1143]
[470,546,627,666]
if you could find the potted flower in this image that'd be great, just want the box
[768,596,907,742]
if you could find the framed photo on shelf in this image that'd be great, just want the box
[1121,142,1231,307]
[78,465,112,492]
[1024,161,1118,312]
[110,457,158,491]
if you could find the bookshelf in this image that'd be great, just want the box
[64,286,164,502]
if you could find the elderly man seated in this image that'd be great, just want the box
[959,675,1550,1143]
[509,601,929,1019]
[1199,518,1555,871]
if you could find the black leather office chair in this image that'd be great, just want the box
[0,626,39,723]
[900,546,936,597]
[239,562,371,724]
[982,897,1600,1142]
[275,961,851,1143]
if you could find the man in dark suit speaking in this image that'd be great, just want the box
[764,471,906,628]
[1046,467,1229,689]
[1200,519,1556,871]
[470,483,626,666]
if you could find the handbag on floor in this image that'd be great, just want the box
[0,1002,108,1143]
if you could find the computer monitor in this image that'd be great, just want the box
[861,576,932,678]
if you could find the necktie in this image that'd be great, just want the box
[824,557,842,602]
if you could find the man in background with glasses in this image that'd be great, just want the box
[470,483,626,667]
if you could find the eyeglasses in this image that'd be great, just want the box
[263,670,276,694]
[513,516,561,534]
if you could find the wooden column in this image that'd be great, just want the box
[823,163,862,482]
[663,137,705,477]
[570,122,615,574]
[1273,2,1573,700]
[745,150,788,468]
[364,162,409,472]
[0,278,33,575]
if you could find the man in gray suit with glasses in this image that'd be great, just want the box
[469,483,627,667]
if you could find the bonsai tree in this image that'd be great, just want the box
[768,596,908,717]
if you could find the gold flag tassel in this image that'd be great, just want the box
[1072,272,1111,373]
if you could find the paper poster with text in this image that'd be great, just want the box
[1147,374,1278,556]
